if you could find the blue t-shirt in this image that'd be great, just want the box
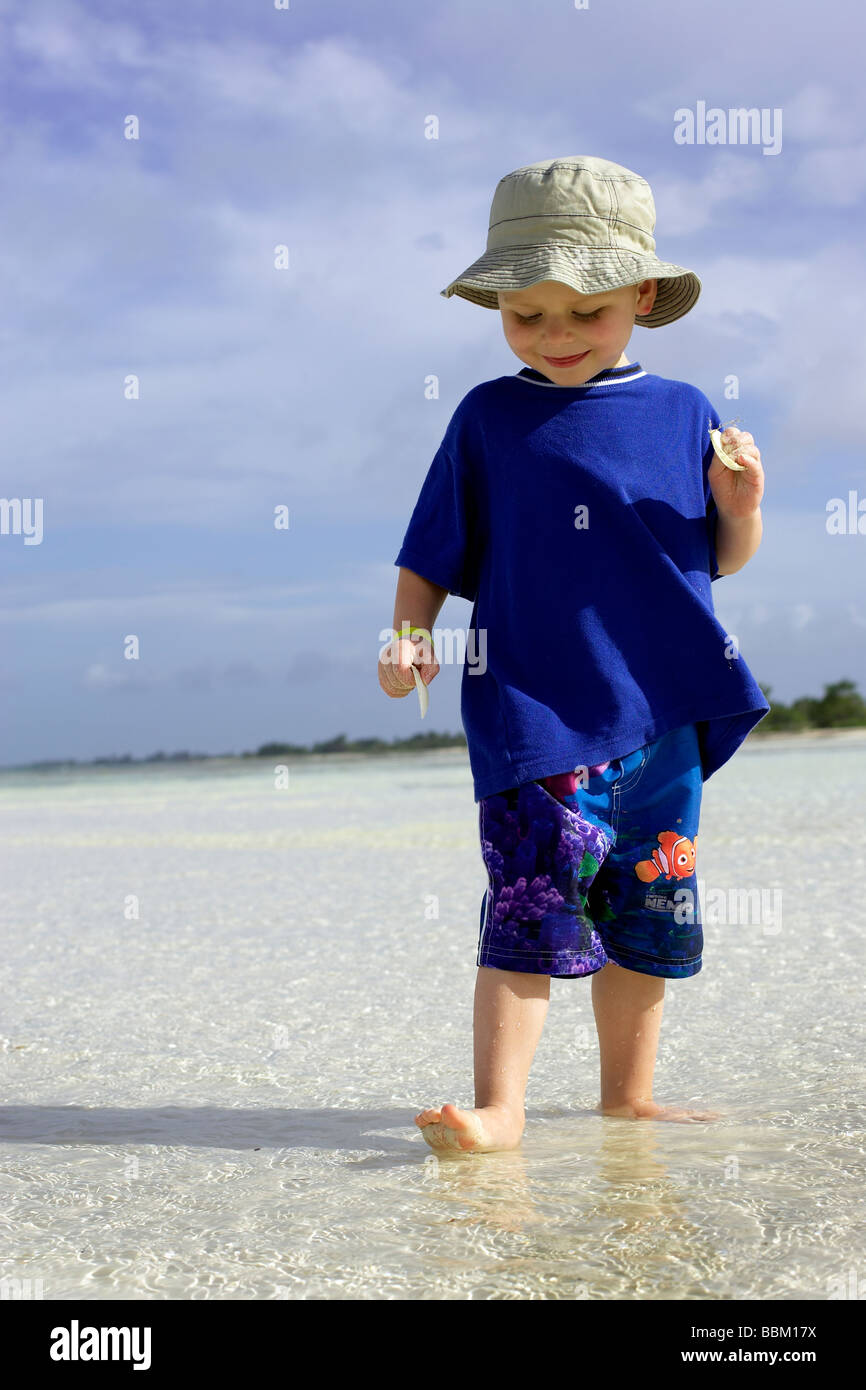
[394,360,770,801]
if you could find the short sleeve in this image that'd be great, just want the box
[702,403,723,582]
[394,431,485,603]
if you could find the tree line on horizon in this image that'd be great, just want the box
[249,679,866,754]
[16,679,866,769]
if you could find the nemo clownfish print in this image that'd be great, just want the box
[634,831,697,883]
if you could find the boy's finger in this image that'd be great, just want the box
[389,663,417,690]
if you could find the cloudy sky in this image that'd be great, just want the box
[1,0,864,765]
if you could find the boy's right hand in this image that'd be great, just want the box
[377,633,440,700]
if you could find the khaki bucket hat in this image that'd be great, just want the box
[440,155,701,328]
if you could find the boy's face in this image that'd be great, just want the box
[497,279,658,382]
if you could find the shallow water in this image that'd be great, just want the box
[0,736,864,1300]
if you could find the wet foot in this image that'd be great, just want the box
[414,1102,524,1153]
[596,1098,721,1122]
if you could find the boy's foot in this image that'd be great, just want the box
[596,1099,720,1122]
[414,1102,524,1153]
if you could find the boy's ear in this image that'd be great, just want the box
[635,279,659,316]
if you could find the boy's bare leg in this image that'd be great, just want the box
[591,960,719,1121]
[415,966,549,1152]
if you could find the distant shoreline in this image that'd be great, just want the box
[3,724,866,775]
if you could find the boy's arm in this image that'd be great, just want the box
[378,566,449,701]
[708,425,764,576]
[391,565,449,638]
[715,508,763,575]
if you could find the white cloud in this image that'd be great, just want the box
[84,662,146,690]
[0,580,337,625]
[783,81,856,144]
[795,144,866,207]
[648,156,766,237]
[11,3,151,88]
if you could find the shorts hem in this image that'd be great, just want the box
[604,948,703,979]
[477,948,607,978]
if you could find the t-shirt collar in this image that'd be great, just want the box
[516,362,644,388]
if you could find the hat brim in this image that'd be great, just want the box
[440,245,701,327]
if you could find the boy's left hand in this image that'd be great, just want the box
[709,426,764,519]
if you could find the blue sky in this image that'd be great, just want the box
[1,0,864,765]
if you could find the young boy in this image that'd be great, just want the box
[378,156,768,1152]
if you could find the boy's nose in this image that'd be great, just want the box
[545,331,583,345]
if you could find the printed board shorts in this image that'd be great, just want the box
[477,723,704,980]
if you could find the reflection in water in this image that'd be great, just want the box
[399,1101,838,1300]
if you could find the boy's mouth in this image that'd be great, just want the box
[542,351,590,367]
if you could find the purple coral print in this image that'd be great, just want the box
[478,779,612,977]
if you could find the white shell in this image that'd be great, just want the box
[709,427,746,471]
[412,664,428,718]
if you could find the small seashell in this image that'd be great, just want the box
[412,664,428,718]
[709,423,746,471]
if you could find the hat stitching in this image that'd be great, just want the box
[501,163,647,187]
[487,213,657,238]
[604,175,616,247]
[457,247,686,266]
[608,175,633,281]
